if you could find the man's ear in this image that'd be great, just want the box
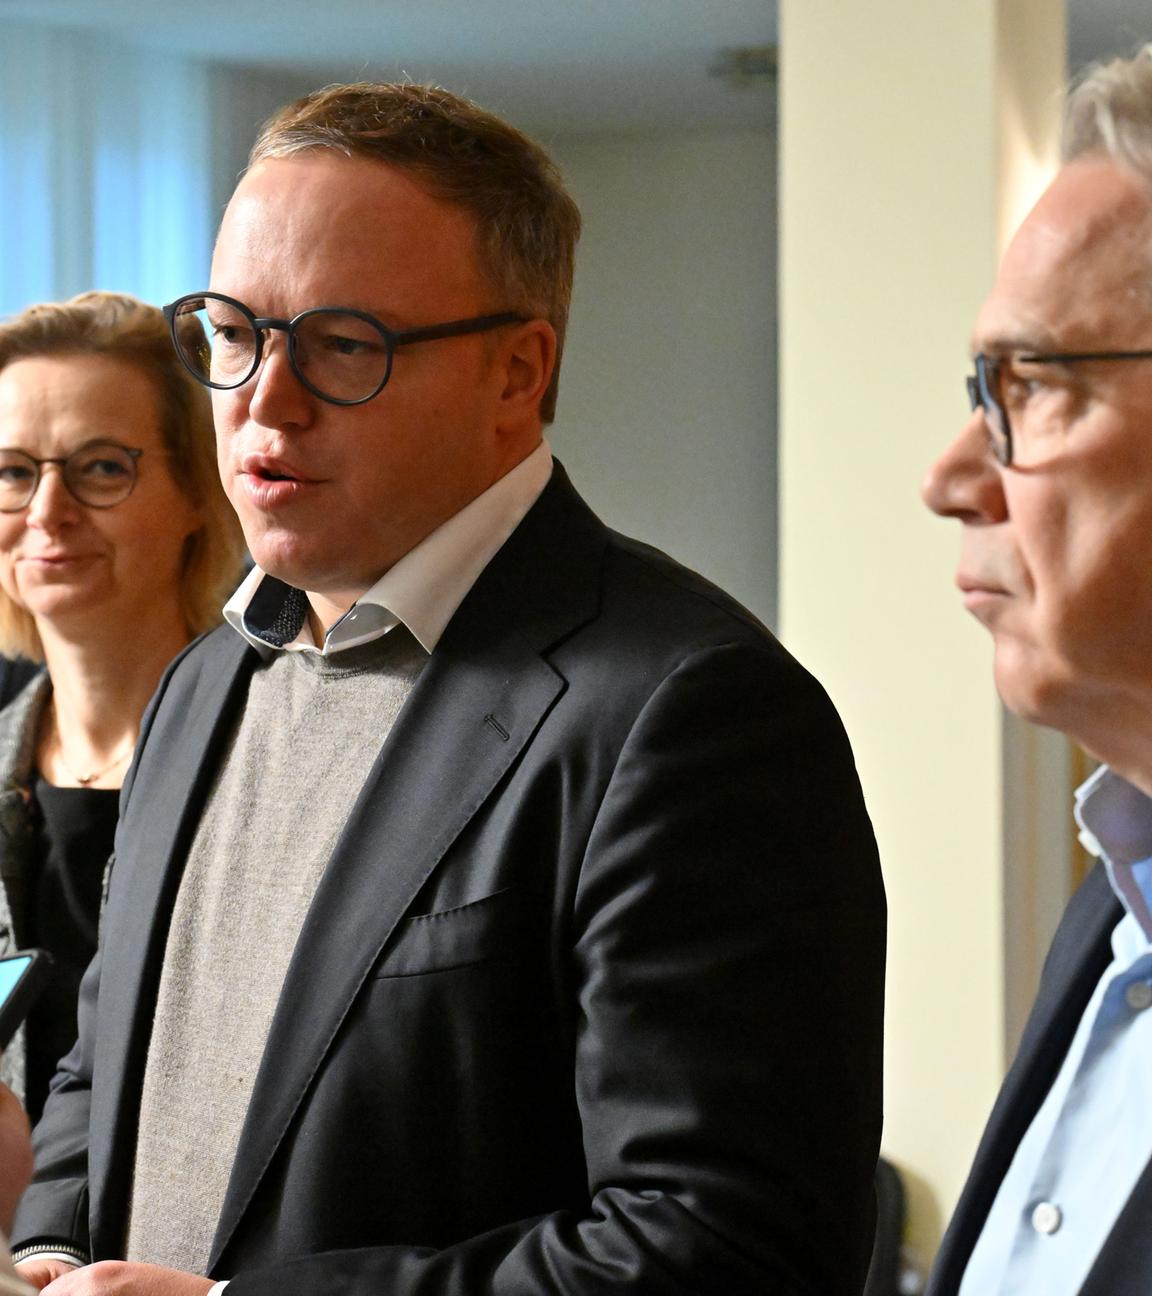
[496,320,556,424]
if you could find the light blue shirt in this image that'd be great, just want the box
[959,766,1152,1296]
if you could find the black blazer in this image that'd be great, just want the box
[928,864,1143,1296]
[15,467,886,1295]
[0,657,39,713]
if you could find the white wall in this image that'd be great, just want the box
[207,66,319,242]
[549,129,777,626]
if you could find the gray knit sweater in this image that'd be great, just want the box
[126,629,426,1273]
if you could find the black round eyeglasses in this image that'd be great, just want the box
[164,292,528,406]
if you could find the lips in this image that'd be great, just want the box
[237,451,322,510]
[956,572,1013,622]
[957,575,1008,597]
[20,551,95,564]
[240,452,310,484]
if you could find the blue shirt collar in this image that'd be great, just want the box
[1076,766,1152,938]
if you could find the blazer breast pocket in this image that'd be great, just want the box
[373,887,525,978]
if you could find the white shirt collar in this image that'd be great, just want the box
[224,440,553,657]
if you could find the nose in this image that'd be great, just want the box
[244,329,316,432]
[25,465,81,531]
[921,408,1008,524]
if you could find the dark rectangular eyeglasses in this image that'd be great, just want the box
[967,348,1152,466]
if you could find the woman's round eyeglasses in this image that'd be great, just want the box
[0,442,143,513]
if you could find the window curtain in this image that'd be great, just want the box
[0,21,215,317]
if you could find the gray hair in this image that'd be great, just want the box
[1063,45,1152,177]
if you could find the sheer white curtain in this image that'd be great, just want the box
[0,21,215,317]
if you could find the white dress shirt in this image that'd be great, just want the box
[225,440,553,657]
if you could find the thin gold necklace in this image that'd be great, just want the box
[48,707,135,786]
[55,743,133,787]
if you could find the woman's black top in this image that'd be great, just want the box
[23,778,119,1121]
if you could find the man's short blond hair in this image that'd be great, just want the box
[0,291,246,661]
[249,82,582,424]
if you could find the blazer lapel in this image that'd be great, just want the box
[209,463,607,1269]
[0,672,49,1101]
[88,631,257,1256]
[1082,1162,1152,1295]
[929,865,1120,1294]
[0,671,50,947]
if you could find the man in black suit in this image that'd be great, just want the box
[11,84,884,1295]
[923,47,1152,1296]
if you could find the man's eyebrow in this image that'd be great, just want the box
[969,329,1062,358]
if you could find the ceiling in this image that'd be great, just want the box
[0,0,776,134]
[0,1,1148,135]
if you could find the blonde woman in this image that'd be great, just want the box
[0,292,243,1119]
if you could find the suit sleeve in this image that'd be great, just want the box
[226,642,886,1295]
[9,646,187,1256]
[9,944,98,1254]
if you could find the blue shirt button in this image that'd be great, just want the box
[1126,981,1152,1011]
[1031,1201,1063,1235]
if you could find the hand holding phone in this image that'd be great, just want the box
[0,950,53,1053]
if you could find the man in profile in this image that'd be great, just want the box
[12,84,884,1295]
[924,46,1152,1296]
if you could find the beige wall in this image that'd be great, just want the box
[779,0,1065,1262]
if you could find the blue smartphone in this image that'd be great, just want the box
[0,951,53,1052]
